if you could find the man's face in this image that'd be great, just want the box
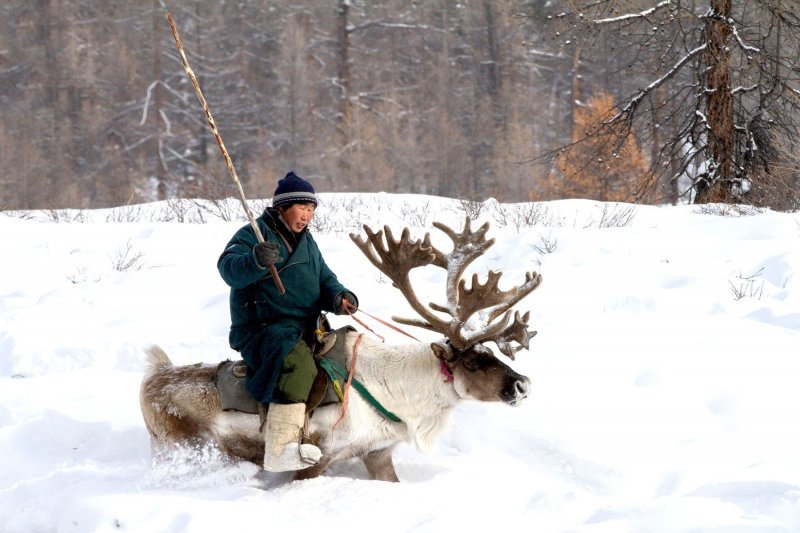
[280,202,316,233]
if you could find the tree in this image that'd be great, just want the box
[0,1,561,209]
[538,0,800,209]
[539,92,650,201]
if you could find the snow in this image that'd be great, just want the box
[1,194,799,532]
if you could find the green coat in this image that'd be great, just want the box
[217,208,352,403]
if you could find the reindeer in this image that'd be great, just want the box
[140,217,542,482]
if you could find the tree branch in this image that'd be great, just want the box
[609,44,707,125]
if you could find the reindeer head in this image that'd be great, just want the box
[350,217,542,406]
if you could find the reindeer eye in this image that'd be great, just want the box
[463,359,479,371]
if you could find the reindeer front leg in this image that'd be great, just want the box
[362,446,399,482]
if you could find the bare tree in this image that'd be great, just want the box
[537,0,800,209]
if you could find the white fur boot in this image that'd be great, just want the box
[263,403,322,472]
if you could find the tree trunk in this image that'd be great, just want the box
[483,0,503,130]
[570,45,582,144]
[153,0,166,201]
[696,0,734,203]
[336,0,351,180]
[438,6,453,198]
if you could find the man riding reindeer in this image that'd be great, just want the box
[217,171,358,472]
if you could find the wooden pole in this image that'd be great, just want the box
[166,12,285,294]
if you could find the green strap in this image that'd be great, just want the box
[318,358,402,423]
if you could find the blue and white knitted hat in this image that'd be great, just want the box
[272,171,318,209]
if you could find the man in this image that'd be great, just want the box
[217,171,358,472]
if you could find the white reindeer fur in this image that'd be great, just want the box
[311,333,462,455]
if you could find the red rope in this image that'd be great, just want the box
[342,298,421,343]
[329,299,422,437]
[332,333,364,435]
[344,303,385,342]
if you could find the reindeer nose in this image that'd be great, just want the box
[502,377,530,406]
[515,377,531,400]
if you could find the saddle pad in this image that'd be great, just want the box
[308,325,356,410]
[213,326,356,414]
[214,360,259,414]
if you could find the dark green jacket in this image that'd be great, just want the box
[217,208,352,403]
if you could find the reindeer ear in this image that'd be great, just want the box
[431,341,457,361]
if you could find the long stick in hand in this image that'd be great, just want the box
[166,12,285,295]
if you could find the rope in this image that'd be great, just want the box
[319,336,403,430]
[332,333,359,435]
[342,299,421,343]
[345,305,385,342]
[334,333,362,433]
[325,297,424,436]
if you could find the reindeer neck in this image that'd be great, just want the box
[343,334,461,419]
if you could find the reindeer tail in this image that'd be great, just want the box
[144,345,173,376]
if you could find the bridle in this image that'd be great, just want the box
[342,299,455,384]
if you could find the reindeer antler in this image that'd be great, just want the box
[350,224,460,341]
[350,217,542,357]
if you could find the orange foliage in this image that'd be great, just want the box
[540,92,651,202]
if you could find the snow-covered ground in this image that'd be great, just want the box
[1,194,799,532]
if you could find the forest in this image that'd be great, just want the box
[1,0,798,210]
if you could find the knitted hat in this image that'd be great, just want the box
[272,171,318,209]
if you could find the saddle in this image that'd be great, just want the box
[213,325,355,415]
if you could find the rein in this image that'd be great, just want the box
[336,332,361,432]
[342,299,421,343]
[322,333,402,430]
[325,299,456,431]
[343,300,454,383]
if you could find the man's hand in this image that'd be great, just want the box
[254,241,281,268]
[334,291,358,315]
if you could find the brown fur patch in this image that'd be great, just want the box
[140,361,220,443]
